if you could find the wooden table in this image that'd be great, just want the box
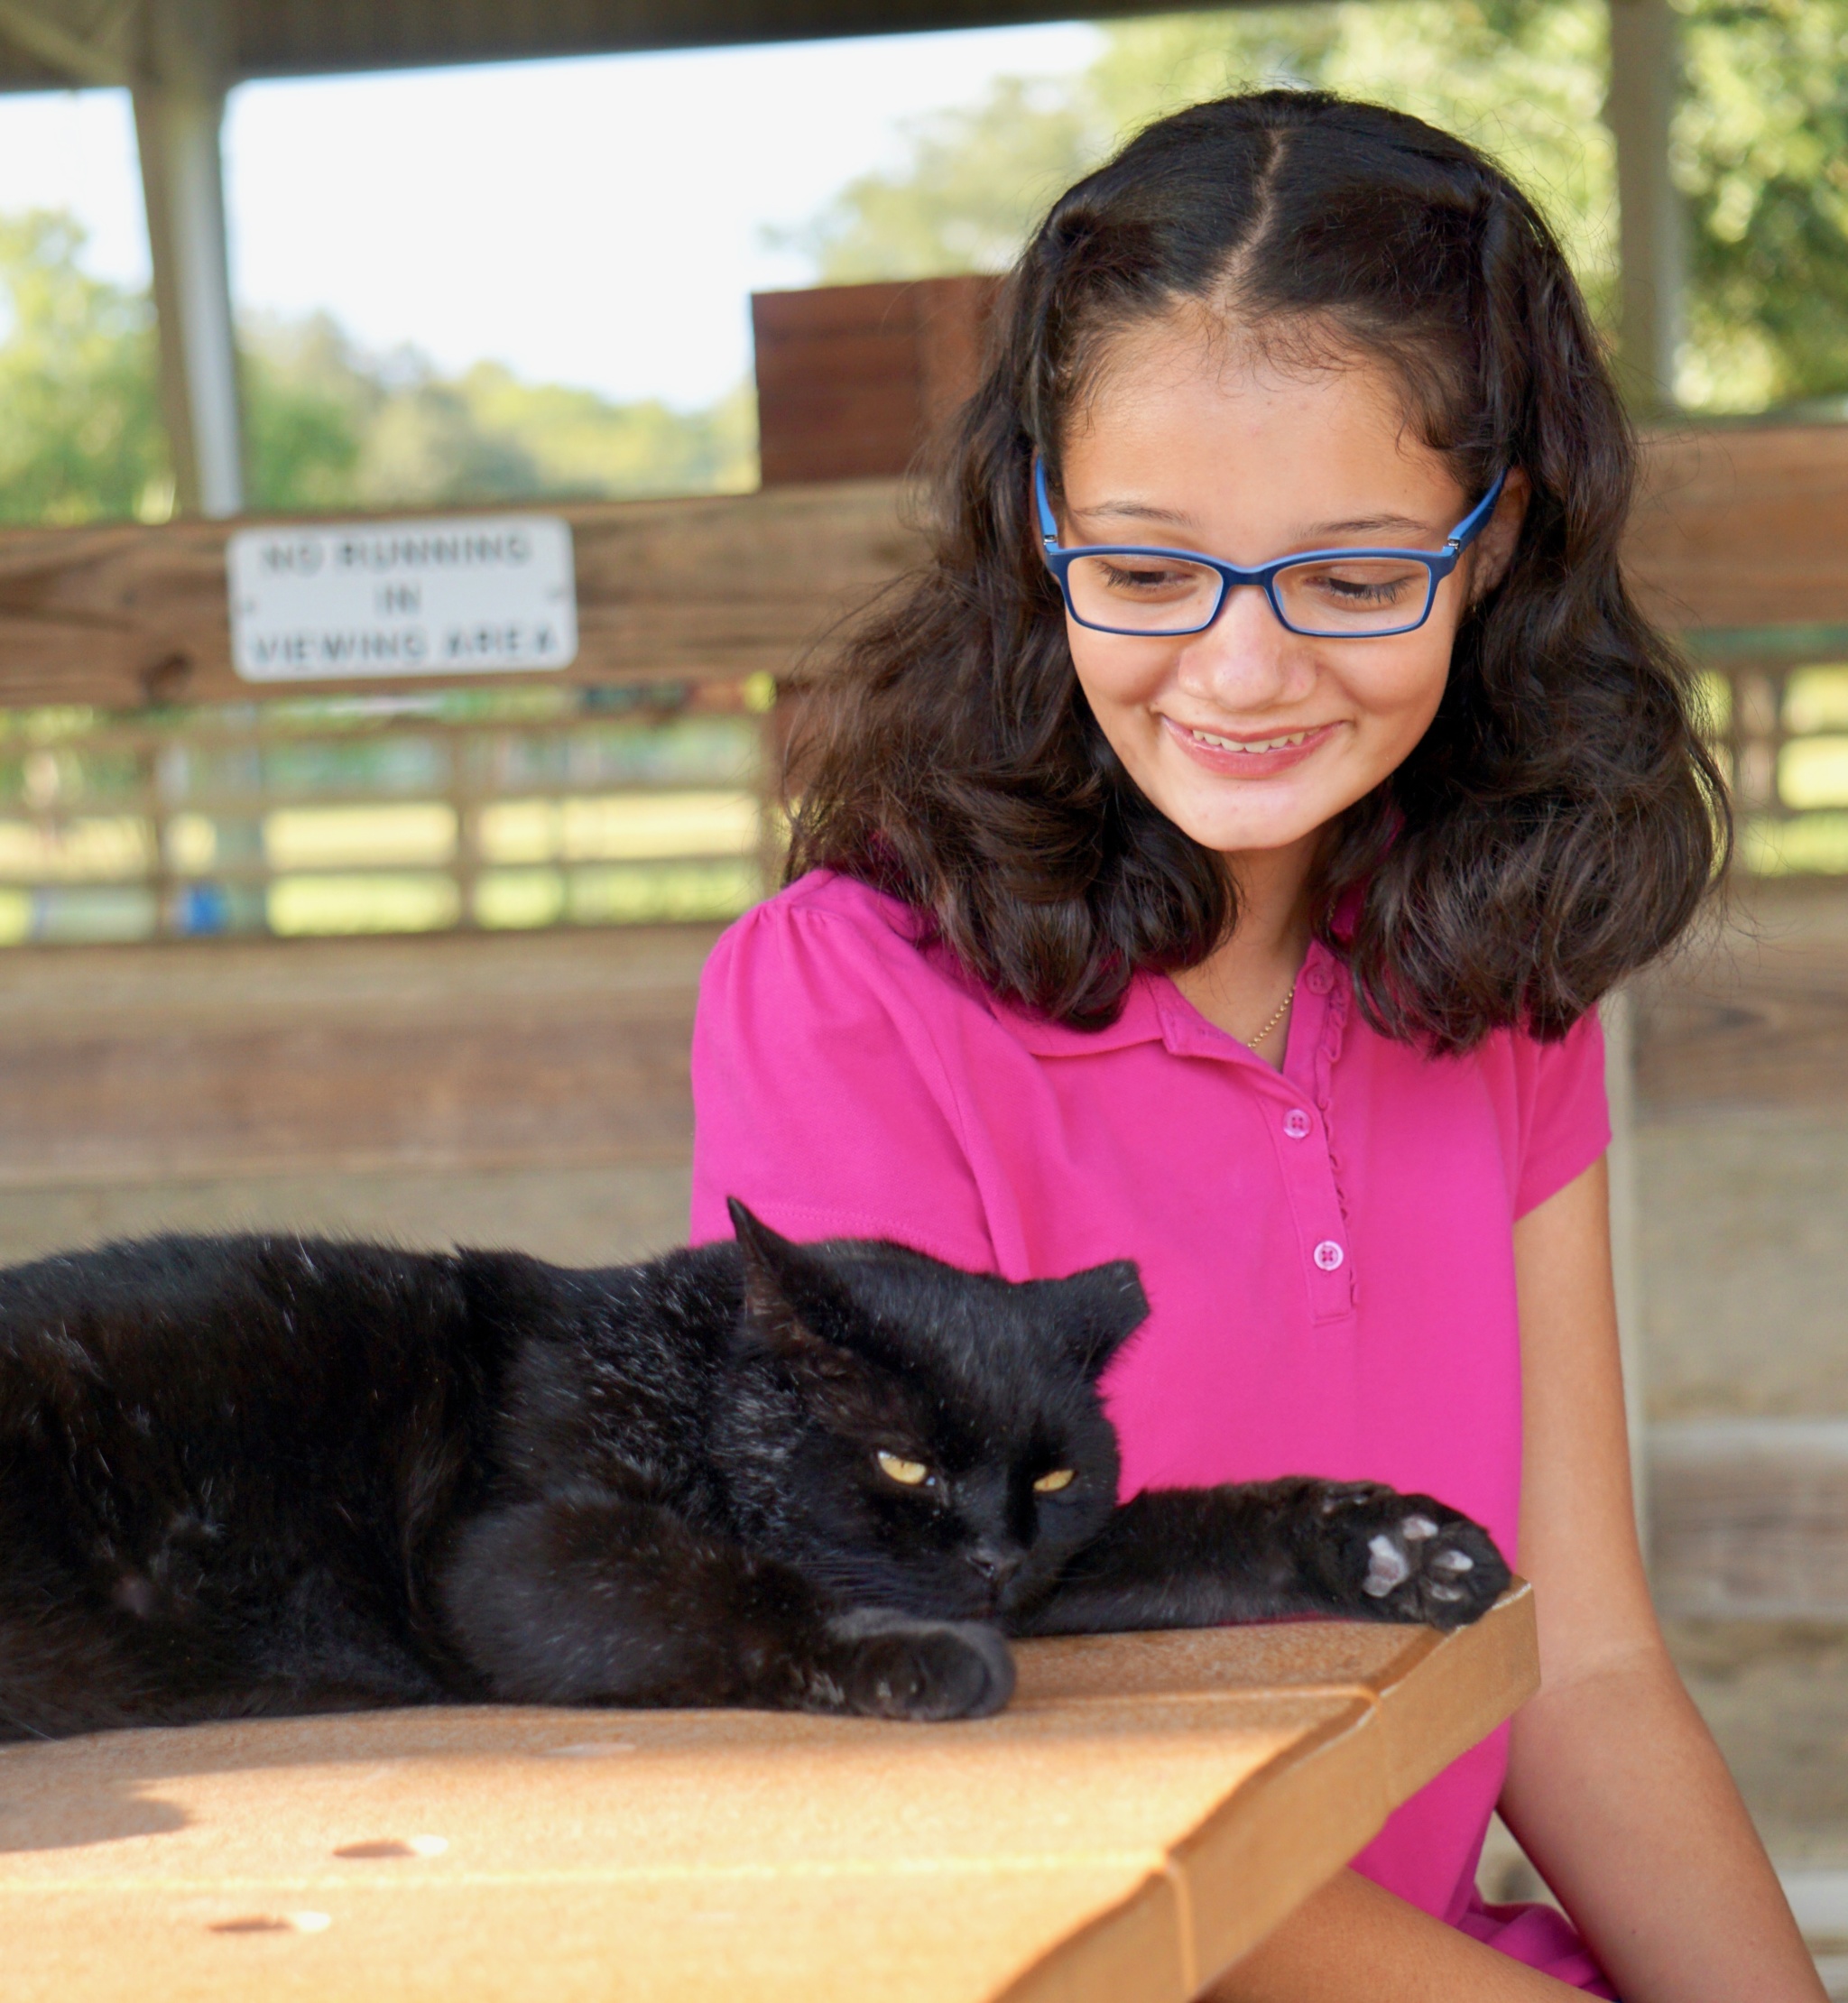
[0,1586,1535,2003]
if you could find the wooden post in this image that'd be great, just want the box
[1606,0,1684,411]
[749,274,1002,884]
[752,275,1002,485]
[1603,988,1649,1547]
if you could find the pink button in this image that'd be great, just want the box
[1305,963,1333,995]
[1313,1240,1345,1271]
[1283,1109,1312,1140]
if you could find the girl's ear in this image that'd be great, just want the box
[1466,466,1530,601]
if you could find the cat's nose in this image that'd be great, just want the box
[966,1543,1022,1588]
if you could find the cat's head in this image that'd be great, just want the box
[713,1199,1148,1622]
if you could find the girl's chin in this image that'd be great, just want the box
[1173,820,1324,860]
[1155,775,1348,859]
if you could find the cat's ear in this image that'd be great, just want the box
[727,1196,807,1329]
[1046,1260,1149,1380]
[727,1196,795,1279]
[726,1198,857,1378]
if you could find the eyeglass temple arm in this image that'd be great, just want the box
[1444,468,1510,555]
[1033,457,1059,549]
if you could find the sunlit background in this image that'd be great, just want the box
[3,14,1848,1966]
[0,4,1846,946]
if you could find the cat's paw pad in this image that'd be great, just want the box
[826,1611,1015,1722]
[1327,1491,1510,1629]
[1315,1481,1393,1519]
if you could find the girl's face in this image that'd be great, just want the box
[1055,319,1524,865]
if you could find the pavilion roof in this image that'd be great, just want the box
[0,0,1198,92]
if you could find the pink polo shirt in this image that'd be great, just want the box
[690,868,1616,1992]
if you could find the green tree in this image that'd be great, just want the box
[0,211,168,523]
[246,320,759,510]
[243,312,370,512]
[791,0,1848,412]
[444,365,756,502]
[0,214,759,524]
[776,76,1102,281]
[1678,0,1848,407]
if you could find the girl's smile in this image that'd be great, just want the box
[1055,318,1525,863]
[1163,715,1342,778]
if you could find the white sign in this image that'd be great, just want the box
[226,514,578,682]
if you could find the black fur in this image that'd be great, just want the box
[0,1203,1509,1738]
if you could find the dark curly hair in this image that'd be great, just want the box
[782,90,1727,1051]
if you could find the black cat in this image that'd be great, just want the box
[0,1202,1508,1740]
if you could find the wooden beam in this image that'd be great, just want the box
[0,0,1236,93]
[2,422,1846,711]
[1627,424,1848,632]
[0,927,721,1185]
[1636,876,1848,1112]
[0,482,927,708]
[0,0,133,88]
[1649,1420,1848,1619]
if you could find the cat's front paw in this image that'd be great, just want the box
[822,1610,1015,1721]
[1312,1485,1511,1629]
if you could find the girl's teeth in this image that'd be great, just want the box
[1189,727,1312,753]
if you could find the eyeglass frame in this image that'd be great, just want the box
[1033,456,1510,640]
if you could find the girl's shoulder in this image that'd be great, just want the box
[689,872,1003,1260]
[1459,1009,1612,1219]
[718,866,923,949]
[702,869,979,1019]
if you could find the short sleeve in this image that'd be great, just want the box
[1511,1007,1612,1217]
[688,883,997,1268]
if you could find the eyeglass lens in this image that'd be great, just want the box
[1063,552,1437,635]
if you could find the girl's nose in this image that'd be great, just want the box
[1174,584,1308,713]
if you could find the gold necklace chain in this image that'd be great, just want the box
[1244,978,1298,1049]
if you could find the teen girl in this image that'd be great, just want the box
[689,93,1822,1998]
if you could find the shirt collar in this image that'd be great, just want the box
[992,938,1344,1064]
[989,969,1168,1056]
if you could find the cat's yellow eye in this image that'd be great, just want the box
[877,1452,930,1487]
[1033,1468,1076,1495]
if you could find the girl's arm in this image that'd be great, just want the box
[1211,1868,1602,1999]
[1215,1157,1821,2003]
[1495,1156,1821,2001]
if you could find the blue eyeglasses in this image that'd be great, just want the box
[1035,457,1508,640]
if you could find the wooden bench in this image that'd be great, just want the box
[0,1589,1534,2003]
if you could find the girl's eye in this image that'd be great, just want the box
[876,1452,931,1487]
[1293,561,1422,606]
[1087,558,1212,598]
[1032,1468,1076,1495]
